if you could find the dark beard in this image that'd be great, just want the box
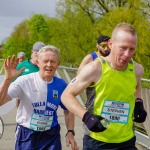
[99,50,110,57]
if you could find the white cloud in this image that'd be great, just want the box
[0,0,57,42]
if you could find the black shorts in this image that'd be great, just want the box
[83,135,137,150]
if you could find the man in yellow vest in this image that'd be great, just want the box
[61,23,147,149]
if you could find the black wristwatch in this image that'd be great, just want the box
[65,130,75,137]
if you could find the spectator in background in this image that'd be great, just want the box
[17,41,46,76]
[17,52,26,63]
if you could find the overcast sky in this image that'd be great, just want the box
[0,0,58,43]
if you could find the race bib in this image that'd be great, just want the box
[30,113,53,131]
[101,100,130,124]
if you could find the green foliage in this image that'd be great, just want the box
[0,51,3,58]
[1,0,150,80]
[95,7,150,81]
[56,0,129,20]
[2,14,50,59]
[56,12,96,67]
[2,21,30,58]
[27,14,49,44]
[0,59,4,74]
[2,38,30,59]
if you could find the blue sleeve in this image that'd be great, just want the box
[59,80,68,110]
[91,52,98,60]
[60,101,67,110]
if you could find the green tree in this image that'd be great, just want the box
[95,7,150,79]
[56,0,150,79]
[2,14,51,59]
[2,0,150,80]
[57,0,129,23]
[27,14,49,44]
[61,13,97,66]
[2,21,30,58]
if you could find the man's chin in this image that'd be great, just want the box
[102,52,109,57]
[44,71,52,76]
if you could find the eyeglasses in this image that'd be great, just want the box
[99,43,108,48]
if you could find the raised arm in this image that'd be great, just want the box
[0,55,24,105]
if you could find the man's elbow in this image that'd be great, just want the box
[61,92,73,111]
[61,90,68,102]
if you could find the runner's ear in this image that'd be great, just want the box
[35,60,39,66]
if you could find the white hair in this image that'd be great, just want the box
[37,45,60,60]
